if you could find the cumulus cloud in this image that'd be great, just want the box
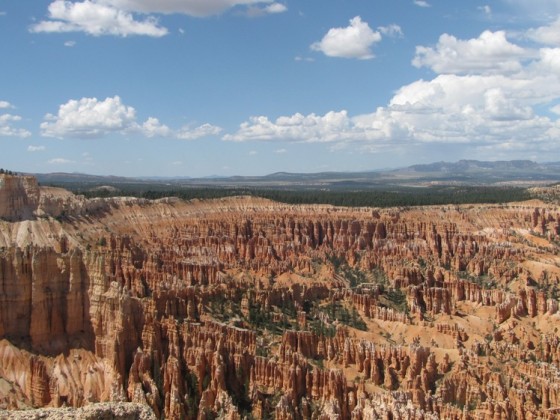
[30,0,168,37]
[177,123,223,140]
[0,106,32,138]
[41,96,138,138]
[32,1,284,38]
[527,17,560,46]
[245,2,287,17]
[311,16,381,60]
[27,145,46,152]
[413,1,431,8]
[536,47,560,72]
[413,30,528,74]
[41,96,221,140]
[142,117,172,137]
[224,111,355,142]
[97,0,283,17]
[225,31,560,158]
[378,24,403,38]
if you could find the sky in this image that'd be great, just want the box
[1,0,560,177]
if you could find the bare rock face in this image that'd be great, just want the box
[0,246,93,354]
[0,175,39,221]
[1,175,560,419]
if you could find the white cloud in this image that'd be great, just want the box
[41,96,221,140]
[478,5,492,15]
[378,24,403,38]
[27,145,46,152]
[0,113,32,138]
[224,111,354,142]
[224,43,560,158]
[220,17,560,160]
[537,48,560,72]
[41,96,138,138]
[264,3,286,13]
[245,2,286,16]
[0,101,12,109]
[98,0,284,17]
[527,17,560,46]
[30,0,168,37]
[64,40,76,47]
[311,16,381,60]
[142,117,172,137]
[177,123,223,140]
[413,30,528,74]
[413,1,431,8]
[274,148,287,154]
[48,158,74,164]
[249,150,258,155]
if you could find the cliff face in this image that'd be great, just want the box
[0,175,40,221]
[1,176,560,419]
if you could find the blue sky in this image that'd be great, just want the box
[1,0,560,177]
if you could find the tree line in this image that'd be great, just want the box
[0,169,18,175]
[68,184,531,208]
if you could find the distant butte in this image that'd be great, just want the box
[0,173,559,419]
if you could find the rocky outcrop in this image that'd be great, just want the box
[0,175,39,221]
[0,402,156,419]
[0,246,93,354]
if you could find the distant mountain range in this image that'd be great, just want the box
[405,159,558,173]
[33,160,560,189]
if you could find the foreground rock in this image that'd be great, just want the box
[0,402,156,420]
[1,174,560,419]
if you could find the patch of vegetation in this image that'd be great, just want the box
[231,366,252,416]
[0,169,18,175]
[372,268,389,286]
[340,265,369,288]
[316,302,368,331]
[384,288,408,313]
[309,319,337,338]
[185,370,201,418]
[260,391,282,420]
[326,253,345,270]
[247,298,295,334]
[207,293,242,322]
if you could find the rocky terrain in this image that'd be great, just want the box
[0,173,560,419]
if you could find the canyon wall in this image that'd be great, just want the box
[0,177,559,418]
[0,175,40,221]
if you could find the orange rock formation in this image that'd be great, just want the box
[1,174,560,419]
